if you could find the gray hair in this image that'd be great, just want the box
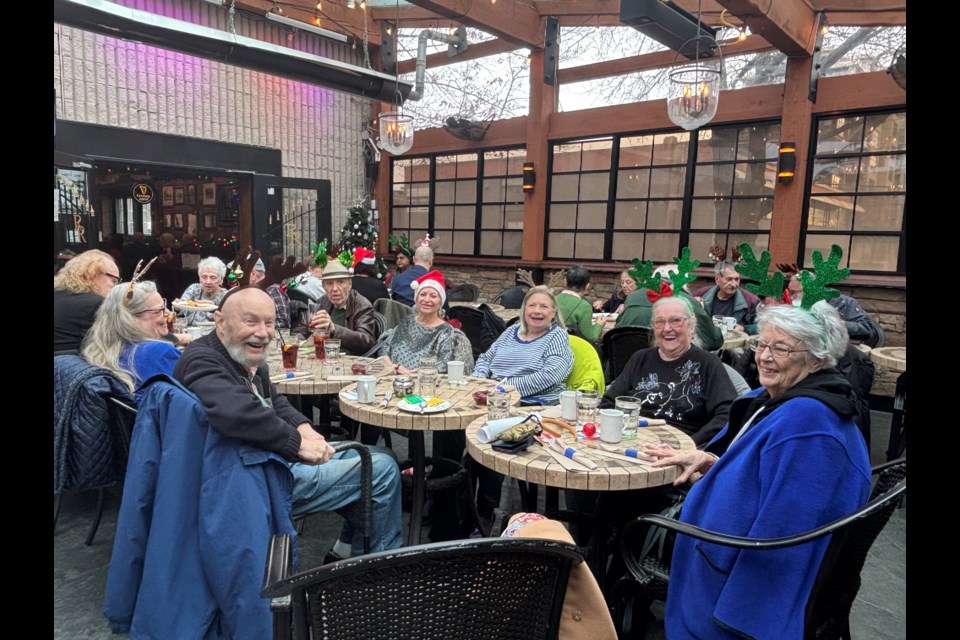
[413,245,434,264]
[651,296,699,347]
[714,260,738,277]
[518,286,566,335]
[197,256,227,279]
[81,280,166,392]
[755,300,848,367]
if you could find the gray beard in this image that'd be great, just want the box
[226,339,271,370]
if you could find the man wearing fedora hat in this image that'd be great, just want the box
[306,259,378,355]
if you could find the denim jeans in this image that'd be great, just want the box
[290,447,403,556]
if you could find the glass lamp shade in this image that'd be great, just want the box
[378,112,415,155]
[666,64,721,131]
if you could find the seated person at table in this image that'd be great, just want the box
[471,287,574,532]
[390,243,433,306]
[261,256,310,330]
[603,295,736,445]
[303,259,378,355]
[377,270,474,375]
[349,248,390,306]
[616,263,724,351]
[644,299,870,639]
[81,280,193,401]
[788,274,884,347]
[691,260,760,335]
[54,249,120,354]
[593,269,637,314]
[556,266,611,343]
[173,286,402,557]
[174,256,228,325]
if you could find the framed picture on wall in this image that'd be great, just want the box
[187,213,198,235]
[174,187,185,205]
[202,182,217,206]
[164,213,172,227]
[174,213,184,229]
[218,184,240,223]
[186,184,196,205]
[162,186,174,207]
[204,213,216,229]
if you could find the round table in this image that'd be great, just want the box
[339,375,519,544]
[721,329,749,350]
[269,354,389,396]
[869,346,906,373]
[450,302,506,313]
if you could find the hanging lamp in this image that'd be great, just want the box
[378,110,414,154]
[665,0,722,131]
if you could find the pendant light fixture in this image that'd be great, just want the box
[379,0,414,155]
[665,0,722,131]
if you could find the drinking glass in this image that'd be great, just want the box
[281,344,299,371]
[323,338,341,363]
[486,389,510,422]
[313,326,329,359]
[418,356,439,397]
[615,395,641,438]
[576,390,599,427]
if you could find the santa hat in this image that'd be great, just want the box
[411,270,447,305]
[350,247,376,274]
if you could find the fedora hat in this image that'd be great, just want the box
[320,260,353,280]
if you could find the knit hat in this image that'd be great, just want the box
[350,247,376,274]
[411,270,446,305]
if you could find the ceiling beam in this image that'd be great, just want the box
[402,0,542,48]
[235,0,378,44]
[715,0,819,57]
[557,35,774,85]
[397,38,520,75]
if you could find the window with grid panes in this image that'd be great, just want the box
[389,148,525,257]
[803,111,905,274]
[547,138,613,260]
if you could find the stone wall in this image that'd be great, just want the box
[441,263,906,397]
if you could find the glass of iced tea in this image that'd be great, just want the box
[313,326,329,359]
[281,343,299,370]
[166,312,176,334]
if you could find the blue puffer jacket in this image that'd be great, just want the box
[103,375,296,640]
[54,354,135,493]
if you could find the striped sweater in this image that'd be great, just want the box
[473,324,574,403]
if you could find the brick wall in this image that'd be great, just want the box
[53,0,371,240]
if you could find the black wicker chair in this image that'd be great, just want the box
[610,458,906,640]
[261,536,585,640]
[601,327,653,382]
[447,283,480,302]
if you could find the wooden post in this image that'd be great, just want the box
[522,50,555,262]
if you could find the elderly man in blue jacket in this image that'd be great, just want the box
[692,260,761,335]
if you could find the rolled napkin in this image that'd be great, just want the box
[635,417,667,427]
[598,443,657,461]
[476,415,529,444]
[340,390,358,401]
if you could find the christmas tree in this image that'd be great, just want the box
[336,197,387,279]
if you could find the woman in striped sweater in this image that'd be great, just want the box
[470,287,575,532]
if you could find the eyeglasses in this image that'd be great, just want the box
[749,337,809,358]
[135,299,168,316]
[103,273,121,285]
[652,316,689,329]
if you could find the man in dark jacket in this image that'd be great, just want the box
[305,260,379,354]
[173,286,402,557]
[691,260,761,335]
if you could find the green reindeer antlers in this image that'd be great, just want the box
[736,243,785,300]
[628,258,661,292]
[798,244,850,310]
[310,240,329,268]
[668,247,700,292]
[336,249,353,269]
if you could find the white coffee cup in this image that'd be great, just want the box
[186,327,204,338]
[356,376,378,403]
[723,316,737,332]
[599,408,625,444]
[447,360,464,384]
[559,390,578,422]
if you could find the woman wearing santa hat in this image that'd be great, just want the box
[349,247,390,306]
[376,270,473,376]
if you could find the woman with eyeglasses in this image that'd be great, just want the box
[642,300,871,639]
[600,295,736,445]
[54,249,122,354]
[174,256,228,326]
[82,281,192,401]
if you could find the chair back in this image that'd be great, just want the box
[262,536,584,640]
[374,297,414,331]
[601,327,653,381]
[803,458,906,639]
[493,285,530,309]
[567,334,605,394]
[446,304,506,359]
[447,283,480,302]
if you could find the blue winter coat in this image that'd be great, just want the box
[54,354,135,493]
[103,375,296,640]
